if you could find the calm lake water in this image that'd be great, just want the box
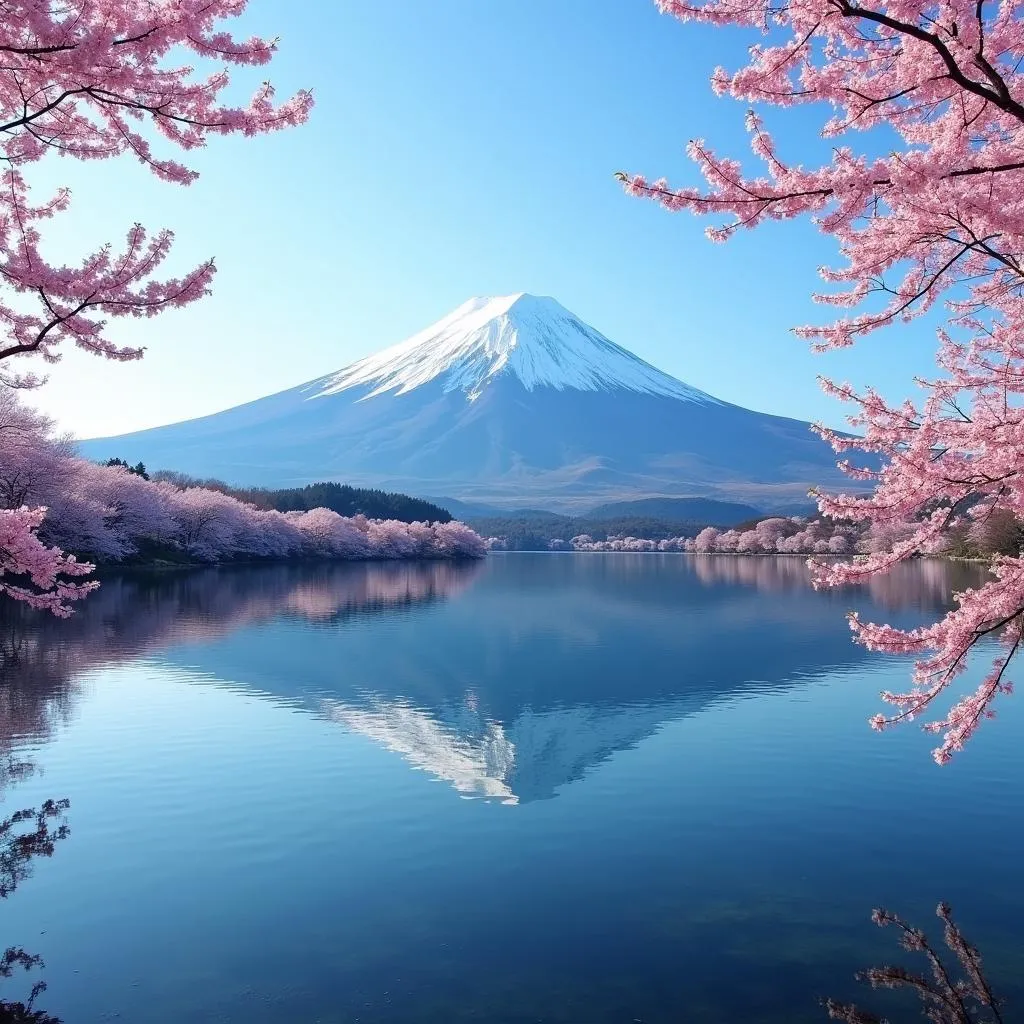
[1,554,1022,1023]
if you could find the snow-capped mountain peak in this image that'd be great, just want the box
[80,290,848,509]
[312,293,720,404]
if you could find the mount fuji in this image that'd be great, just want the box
[80,293,848,512]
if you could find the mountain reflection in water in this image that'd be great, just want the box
[0,560,480,747]
[0,555,988,806]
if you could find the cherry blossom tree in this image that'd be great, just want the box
[715,529,742,552]
[364,519,420,559]
[756,518,795,549]
[291,507,371,559]
[828,534,851,555]
[0,1,311,610]
[65,461,177,558]
[250,509,304,559]
[692,527,721,553]
[431,520,489,559]
[862,521,920,556]
[775,533,807,555]
[0,507,95,615]
[967,508,1023,558]
[567,516,859,554]
[406,520,441,557]
[737,529,763,553]
[0,395,175,559]
[0,459,488,568]
[0,389,74,510]
[0,392,486,577]
[624,0,1024,761]
[0,391,94,612]
[167,486,248,561]
[0,0,312,385]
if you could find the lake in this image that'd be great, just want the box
[1,554,1022,1023]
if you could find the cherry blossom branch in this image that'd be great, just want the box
[631,0,1024,758]
[823,903,1005,1023]
[0,506,96,616]
[0,2,312,378]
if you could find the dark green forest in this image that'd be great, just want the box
[242,482,452,523]
[146,472,453,524]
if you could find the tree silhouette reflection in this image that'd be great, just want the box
[0,562,482,1022]
[688,554,988,612]
[0,561,482,753]
[0,759,68,1023]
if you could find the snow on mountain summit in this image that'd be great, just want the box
[313,293,720,404]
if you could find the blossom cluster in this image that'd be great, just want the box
[546,517,860,554]
[626,0,1024,759]
[0,1,311,385]
[0,393,485,614]
[0,506,96,616]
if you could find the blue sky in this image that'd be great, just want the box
[29,1,940,439]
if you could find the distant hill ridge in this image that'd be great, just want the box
[584,497,766,524]
[430,495,781,525]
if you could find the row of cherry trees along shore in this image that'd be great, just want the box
[0,0,320,631]
[486,511,1022,557]
[558,520,864,554]
[0,392,485,615]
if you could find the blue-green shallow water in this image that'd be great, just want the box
[1,554,1021,1023]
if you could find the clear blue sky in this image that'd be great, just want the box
[29,1,939,439]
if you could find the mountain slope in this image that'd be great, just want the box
[80,293,851,511]
[585,497,768,525]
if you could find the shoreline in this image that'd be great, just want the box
[488,550,995,564]
[91,551,996,573]
[92,553,486,575]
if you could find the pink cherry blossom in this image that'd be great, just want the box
[291,507,372,559]
[431,520,489,559]
[0,2,311,608]
[0,506,96,615]
[0,1,312,384]
[627,0,1024,760]
[692,527,721,553]
[566,516,860,554]
[0,390,486,610]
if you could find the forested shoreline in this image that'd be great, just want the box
[148,474,453,525]
[484,512,1020,560]
[0,392,485,603]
